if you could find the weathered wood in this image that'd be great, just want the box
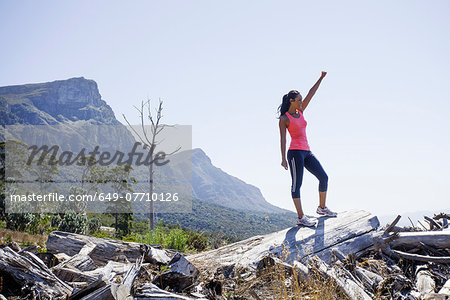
[142,244,172,265]
[438,279,450,295]
[331,248,379,295]
[433,213,450,221]
[311,256,372,300]
[54,242,97,272]
[356,266,383,285]
[115,257,143,300]
[256,255,308,280]
[134,282,196,299]
[389,231,450,249]
[187,210,379,270]
[424,216,442,230]
[69,277,106,300]
[391,250,450,264]
[384,215,401,235]
[0,247,72,299]
[415,266,435,294]
[153,252,200,293]
[47,231,144,266]
[79,284,115,300]
[419,241,447,257]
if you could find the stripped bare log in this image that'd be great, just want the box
[0,247,72,299]
[389,231,450,250]
[391,250,450,264]
[47,231,145,266]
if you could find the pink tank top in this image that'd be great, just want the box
[285,109,310,150]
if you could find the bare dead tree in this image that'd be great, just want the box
[123,99,181,231]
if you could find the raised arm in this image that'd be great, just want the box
[279,116,289,170]
[301,71,327,112]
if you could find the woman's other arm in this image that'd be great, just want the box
[302,71,327,112]
[279,116,289,170]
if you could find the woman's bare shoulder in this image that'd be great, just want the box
[279,114,290,125]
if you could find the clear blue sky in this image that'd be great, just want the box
[1,0,449,217]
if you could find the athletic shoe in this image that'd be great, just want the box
[296,215,317,227]
[316,206,337,217]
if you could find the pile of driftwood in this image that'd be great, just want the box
[187,210,450,299]
[0,231,208,299]
[361,213,450,299]
[250,213,450,299]
[0,210,449,299]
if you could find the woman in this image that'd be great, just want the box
[278,71,337,227]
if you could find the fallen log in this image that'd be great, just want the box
[391,250,450,264]
[389,231,450,250]
[188,210,379,270]
[47,231,144,266]
[0,247,72,299]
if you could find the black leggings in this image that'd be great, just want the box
[287,149,328,198]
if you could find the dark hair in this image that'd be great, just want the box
[277,90,301,118]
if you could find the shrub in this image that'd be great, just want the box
[187,231,208,251]
[87,217,102,234]
[58,211,87,234]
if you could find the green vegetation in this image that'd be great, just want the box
[155,198,297,240]
[0,213,233,253]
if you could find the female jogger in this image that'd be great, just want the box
[278,71,337,227]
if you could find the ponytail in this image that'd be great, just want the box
[277,90,300,118]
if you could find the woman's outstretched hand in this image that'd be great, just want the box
[281,159,288,170]
[321,71,327,78]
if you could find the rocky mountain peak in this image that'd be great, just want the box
[0,77,117,125]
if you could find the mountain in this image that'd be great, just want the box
[0,77,136,151]
[0,77,118,125]
[0,77,296,236]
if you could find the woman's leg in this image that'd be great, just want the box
[287,150,305,217]
[304,152,329,208]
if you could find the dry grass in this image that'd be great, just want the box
[236,245,347,300]
[234,267,347,300]
[0,228,47,247]
[191,242,349,300]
